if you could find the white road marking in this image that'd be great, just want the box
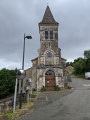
[83,84,90,87]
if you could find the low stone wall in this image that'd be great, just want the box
[0,96,19,115]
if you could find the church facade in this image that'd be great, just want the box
[22,6,67,92]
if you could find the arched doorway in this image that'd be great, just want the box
[45,70,56,91]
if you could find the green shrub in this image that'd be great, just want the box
[40,86,46,92]
[0,68,17,99]
[55,85,61,91]
[73,74,85,78]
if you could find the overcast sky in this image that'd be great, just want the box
[0,0,90,70]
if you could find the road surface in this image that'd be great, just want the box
[18,77,90,120]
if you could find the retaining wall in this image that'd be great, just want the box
[0,96,19,115]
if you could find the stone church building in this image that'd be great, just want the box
[22,6,67,92]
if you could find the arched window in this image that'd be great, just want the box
[45,29,48,39]
[50,29,53,39]
[45,70,55,75]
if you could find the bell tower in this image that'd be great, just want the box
[38,5,61,66]
[36,5,66,91]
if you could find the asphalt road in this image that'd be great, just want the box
[18,77,90,120]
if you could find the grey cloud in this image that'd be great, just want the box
[0,0,90,69]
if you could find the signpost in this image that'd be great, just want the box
[13,78,18,113]
[26,78,32,102]
[13,69,26,112]
[17,70,26,109]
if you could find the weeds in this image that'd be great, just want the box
[0,102,34,120]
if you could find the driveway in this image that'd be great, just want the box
[18,77,90,120]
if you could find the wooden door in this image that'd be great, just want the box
[45,75,55,91]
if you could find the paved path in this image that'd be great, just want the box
[18,78,90,120]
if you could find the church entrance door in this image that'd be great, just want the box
[45,70,56,91]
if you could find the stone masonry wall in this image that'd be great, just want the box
[0,96,19,115]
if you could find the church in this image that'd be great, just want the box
[22,6,67,92]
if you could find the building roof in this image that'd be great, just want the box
[61,58,67,61]
[31,57,38,61]
[26,67,32,71]
[39,5,59,25]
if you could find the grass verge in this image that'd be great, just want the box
[40,88,66,94]
[0,101,34,120]
[73,74,85,78]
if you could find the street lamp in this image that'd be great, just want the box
[13,34,32,112]
[20,33,32,109]
[22,33,32,70]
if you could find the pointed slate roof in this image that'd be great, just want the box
[39,5,59,25]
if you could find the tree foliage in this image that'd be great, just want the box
[73,58,86,75]
[0,68,17,99]
[66,50,90,75]
[66,62,73,67]
[84,50,90,59]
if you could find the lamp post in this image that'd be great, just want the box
[19,33,32,109]
[22,33,32,70]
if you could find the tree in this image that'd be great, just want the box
[73,57,83,63]
[85,59,90,72]
[0,68,17,99]
[66,50,90,76]
[73,58,85,75]
[84,50,90,59]
[84,50,90,72]
[66,62,73,67]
